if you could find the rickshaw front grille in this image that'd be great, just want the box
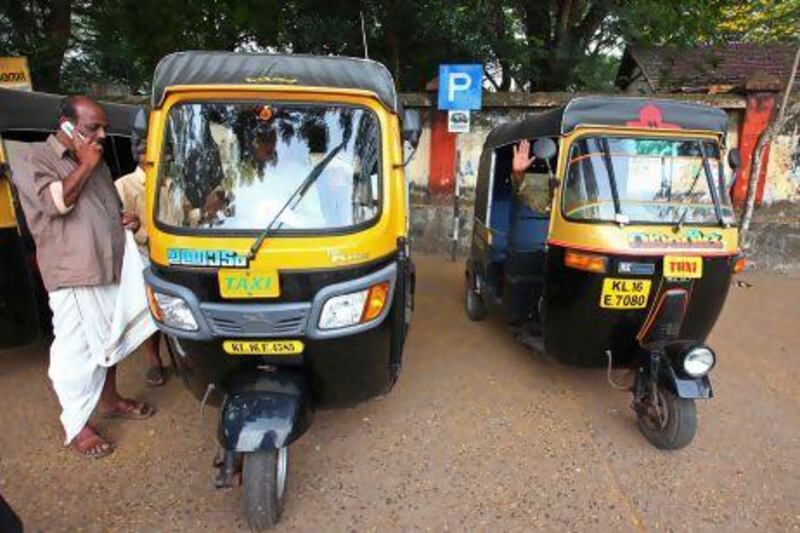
[200,303,311,337]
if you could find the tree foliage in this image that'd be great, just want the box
[1,0,798,94]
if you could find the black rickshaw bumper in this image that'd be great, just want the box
[148,259,402,410]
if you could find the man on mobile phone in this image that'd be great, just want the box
[15,95,157,459]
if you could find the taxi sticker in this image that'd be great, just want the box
[600,278,652,309]
[218,269,280,298]
[663,256,703,279]
[223,340,304,356]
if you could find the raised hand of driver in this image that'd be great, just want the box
[512,139,536,179]
[74,133,104,170]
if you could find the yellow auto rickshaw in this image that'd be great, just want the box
[142,51,420,528]
[466,96,745,450]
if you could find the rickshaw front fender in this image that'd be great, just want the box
[643,351,713,400]
[218,368,314,452]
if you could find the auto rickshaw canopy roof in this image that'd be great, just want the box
[151,51,399,112]
[0,87,145,136]
[483,96,728,149]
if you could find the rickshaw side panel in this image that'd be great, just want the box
[0,227,40,347]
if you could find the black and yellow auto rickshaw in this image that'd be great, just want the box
[141,52,419,528]
[466,96,744,450]
[0,87,143,347]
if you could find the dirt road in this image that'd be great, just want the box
[1,255,799,531]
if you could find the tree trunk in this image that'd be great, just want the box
[21,0,72,92]
[739,46,800,248]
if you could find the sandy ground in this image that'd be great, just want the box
[1,255,799,532]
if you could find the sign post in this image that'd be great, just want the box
[438,64,482,260]
[0,57,32,91]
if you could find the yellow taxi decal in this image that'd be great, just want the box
[218,269,280,298]
[663,256,703,279]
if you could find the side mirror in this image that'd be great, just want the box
[0,161,10,179]
[532,138,557,160]
[132,108,148,138]
[401,109,422,149]
[728,147,741,170]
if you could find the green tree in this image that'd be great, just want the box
[0,0,72,91]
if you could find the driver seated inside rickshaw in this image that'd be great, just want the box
[156,103,379,233]
[508,138,556,251]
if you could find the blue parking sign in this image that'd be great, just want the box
[438,64,482,111]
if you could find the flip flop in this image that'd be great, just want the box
[145,365,166,387]
[101,399,156,420]
[71,429,115,459]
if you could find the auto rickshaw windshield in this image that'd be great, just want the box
[155,101,382,232]
[563,136,734,225]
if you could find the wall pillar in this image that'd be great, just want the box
[732,77,781,206]
[428,110,456,197]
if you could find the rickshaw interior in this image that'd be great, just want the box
[478,136,558,324]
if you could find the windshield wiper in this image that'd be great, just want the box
[247,143,345,260]
[674,141,720,231]
[599,138,624,223]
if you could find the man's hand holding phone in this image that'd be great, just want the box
[74,133,104,170]
[62,121,103,170]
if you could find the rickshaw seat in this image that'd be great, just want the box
[488,199,512,260]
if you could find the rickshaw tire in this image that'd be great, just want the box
[242,449,287,530]
[636,385,698,451]
[465,282,487,321]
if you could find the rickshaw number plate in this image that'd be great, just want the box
[218,269,279,298]
[663,256,703,279]
[600,279,652,309]
[223,340,304,356]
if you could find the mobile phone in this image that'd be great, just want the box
[60,121,85,141]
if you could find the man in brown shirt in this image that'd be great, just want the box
[17,96,156,459]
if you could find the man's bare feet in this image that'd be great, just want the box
[70,425,114,459]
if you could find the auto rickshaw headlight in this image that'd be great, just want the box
[682,346,715,377]
[318,282,391,330]
[146,287,199,331]
[319,290,369,330]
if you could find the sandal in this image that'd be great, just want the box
[70,426,115,459]
[100,399,156,420]
[145,365,166,387]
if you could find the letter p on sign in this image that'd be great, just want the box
[438,64,482,111]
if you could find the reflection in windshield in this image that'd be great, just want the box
[156,102,381,232]
[563,137,733,224]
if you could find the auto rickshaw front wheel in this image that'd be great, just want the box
[634,381,697,450]
[242,447,288,530]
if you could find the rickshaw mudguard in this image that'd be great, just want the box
[645,351,713,400]
[218,368,314,452]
